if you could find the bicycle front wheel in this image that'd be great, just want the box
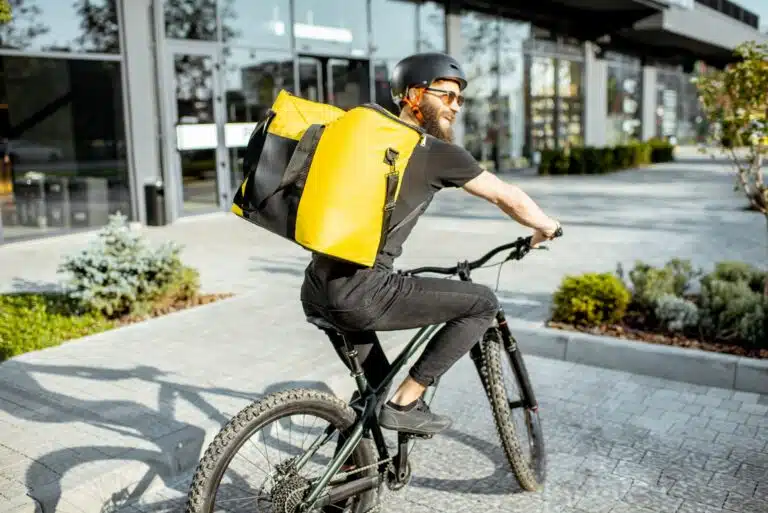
[479,327,547,491]
[185,388,379,513]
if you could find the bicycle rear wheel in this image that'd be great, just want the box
[479,327,546,491]
[185,388,379,513]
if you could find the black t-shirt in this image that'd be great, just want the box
[311,134,484,272]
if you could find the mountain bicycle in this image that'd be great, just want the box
[185,229,561,512]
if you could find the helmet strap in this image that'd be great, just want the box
[402,87,425,123]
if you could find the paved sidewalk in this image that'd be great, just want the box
[0,157,766,512]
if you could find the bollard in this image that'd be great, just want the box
[144,180,166,226]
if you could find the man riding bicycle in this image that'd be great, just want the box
[300,52,560,437]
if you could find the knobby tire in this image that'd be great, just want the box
[479,328,546,491]
[185,388,379,513]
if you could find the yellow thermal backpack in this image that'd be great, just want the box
[231,90,427,267]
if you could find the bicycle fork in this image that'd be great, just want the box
[471,308,540,411]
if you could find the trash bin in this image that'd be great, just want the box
[145,180,165,226]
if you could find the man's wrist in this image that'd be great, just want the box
[540,218,560,237]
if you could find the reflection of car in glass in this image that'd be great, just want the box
[1,139,64,163]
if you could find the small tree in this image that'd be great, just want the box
[694,41,768,295]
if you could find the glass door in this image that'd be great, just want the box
[165,42,230,216]
[297,55,370,109]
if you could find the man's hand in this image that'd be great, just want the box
[530,219,560,248]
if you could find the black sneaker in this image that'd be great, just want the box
[378,398,452,436]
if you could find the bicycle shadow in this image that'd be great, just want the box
[1,356,548,512]
[0,358,345,512]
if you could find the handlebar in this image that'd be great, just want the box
[401,225,563,277]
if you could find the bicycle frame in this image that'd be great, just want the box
[296,264,540,511]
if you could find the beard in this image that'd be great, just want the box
[419,100,454,143]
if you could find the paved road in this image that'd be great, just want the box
[0,156,766,512]
[121,348,768,513]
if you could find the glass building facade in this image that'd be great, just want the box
[0,0,740,244]
[0,0,129,243]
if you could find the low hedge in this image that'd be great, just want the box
[0,293,115,361]
[538,138,675,176]
[550,259,767,352]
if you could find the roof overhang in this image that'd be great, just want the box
[604,3,768,67]
[462,0,668,41]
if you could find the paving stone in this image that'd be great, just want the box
[612,461,663,486]
[723,492,768,513]
[608,444,645,463]
[703,457,741,475]
[706,418,740,434]
[667,480,727,508]
[754,482,768,501]
[678,500,733,513]
[622,482,683,513]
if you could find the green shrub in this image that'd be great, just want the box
[648,138,675,162]
[58,213,200,318]
[568,147,587,175]
[707,260,767,294]
[0,293,114,361]
[627,259,700,309]
[697,262,767,348]
[698,278,766,348]
[629,141,652,166]
[582,147,603,174]
[537,139,676,176]
[537,149,557,175]
[654,293,700,333]
[551,273,631,327]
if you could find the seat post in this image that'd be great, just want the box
[327,329,369,394]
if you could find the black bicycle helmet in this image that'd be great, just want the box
[389,52,467,107]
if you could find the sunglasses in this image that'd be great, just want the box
[423,87,465,107]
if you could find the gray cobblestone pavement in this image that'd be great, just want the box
[123,353,768,513]
[0,156,766,512]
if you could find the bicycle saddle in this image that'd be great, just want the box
[305,315,341,332]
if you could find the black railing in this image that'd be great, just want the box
[695,0,760,29]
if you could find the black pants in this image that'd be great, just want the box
[301,261,500,390]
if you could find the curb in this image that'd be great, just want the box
[506,318,768,395]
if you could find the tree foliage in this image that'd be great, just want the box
[694,41,768,215]
[694,41,768,296]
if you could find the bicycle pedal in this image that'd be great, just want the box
[403,432,433,440]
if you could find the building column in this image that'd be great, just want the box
[583,41,607,147]
[641,65,657,141]
[444,0,465,146]
[120,0,163,225]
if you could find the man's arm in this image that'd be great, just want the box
[462,170,558,235]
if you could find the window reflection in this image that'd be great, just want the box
[498,20,529,166]
[371,0,417,58]
[165,0,218,41]
[655,67,682,142]
[293,0,368,57]
[557,59,583,147]
[225,0,290,50]
[0,0,120,53]
[223,48,293,188]
[460,11,498,168]
[526,56,556,151]
[0,56,128,241]
[418,0,445,52]
[606,53,642,144]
